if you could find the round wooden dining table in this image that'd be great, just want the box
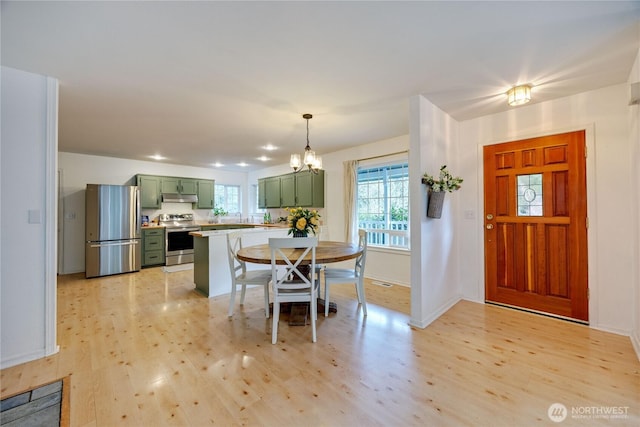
[236,240,362,315]
[236,240,362,265]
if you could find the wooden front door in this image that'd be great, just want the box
[483,130,588,322]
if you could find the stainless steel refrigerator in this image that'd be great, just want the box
[85,184,141,278]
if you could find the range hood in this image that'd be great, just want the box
[161,193,198,203]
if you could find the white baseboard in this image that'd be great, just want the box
[631,330,640,362]
[409,294,461,329]
[1,348,49,370]
[365,274,410,287]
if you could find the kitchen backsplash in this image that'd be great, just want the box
[141,204,324,225]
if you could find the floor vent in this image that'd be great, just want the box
[371,281,393,288]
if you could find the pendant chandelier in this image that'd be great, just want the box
[290,113,322,173]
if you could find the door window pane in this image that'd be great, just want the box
[517,174,543,216]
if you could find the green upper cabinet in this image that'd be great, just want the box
[196,180,215,209]
[258,170,324,208]
[258,179,267,209]
[279,174,296,207]
[180,179,198,194]
[160,177,178,194]
[296,170,324,207]
[137,175,162,209]
[161,177,197,194]
[137,174,214,209]
[264,176,281,208]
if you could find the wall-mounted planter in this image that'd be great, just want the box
[421,166,462,219]
[426,188,446,219]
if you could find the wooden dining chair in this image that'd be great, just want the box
[322,229,368,317]
[269,237,319,344]
[226,231,273,318]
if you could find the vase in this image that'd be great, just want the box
[292,230,308,238]
[426,190,446,219]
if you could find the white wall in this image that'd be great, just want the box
[1,67,58,368]
[409,95,462,327]
[58,152,247,274]
[629,49,640,358]
[457,83,637,335]
[247,135,412,286]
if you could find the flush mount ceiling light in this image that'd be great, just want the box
[290,113,322,174]
[507,85,532,106]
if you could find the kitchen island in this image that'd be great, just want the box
[190,227,288,298]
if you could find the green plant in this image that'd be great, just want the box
[212,206,228,216]
[422,165,463,192]
[391,206,408,221]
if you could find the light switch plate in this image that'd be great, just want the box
[28,209,42,224]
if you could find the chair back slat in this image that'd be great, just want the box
[354,229,368,276]
[269,237,318,290]
[269,237,320,344]
[227,231,272,319]
[227,231,246,276]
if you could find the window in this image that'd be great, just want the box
[517,174,543,216]
[252,184,265,213]
[357,161,409,249]
[215,184,241,213]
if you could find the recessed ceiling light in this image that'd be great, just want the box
[237,162,249,167]
[212,162,224,167]
[257,156,270,162]
[149,154,166,161]
[263,144,278,151]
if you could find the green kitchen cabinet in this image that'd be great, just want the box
[279,174,296,207]
[258,170,325,209]
[295,170,324,207]
[258,179,267,209]
[160,177,179,194]
[161,177,197,194]
[142,228,165,267]
[196,180,215,209]
[180,178,198,194]
[137,175,162,209]
[264,176,281,208]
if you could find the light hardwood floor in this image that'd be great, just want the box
[1,268,638,426]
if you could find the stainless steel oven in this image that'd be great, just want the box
[159,213,200,266]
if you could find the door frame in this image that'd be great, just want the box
[475,124,598,325]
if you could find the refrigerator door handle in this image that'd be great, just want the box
[89,241,140,248]
[136,188,141,237]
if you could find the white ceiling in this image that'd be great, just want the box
[2,1,639,171]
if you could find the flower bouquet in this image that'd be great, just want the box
[421,165,463,192]
[286,207,321,237]
[421,165,463,218]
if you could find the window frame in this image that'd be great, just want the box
[356,158,410,250]
[214,184,241,214]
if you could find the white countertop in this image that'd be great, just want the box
[190,227,276,238]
